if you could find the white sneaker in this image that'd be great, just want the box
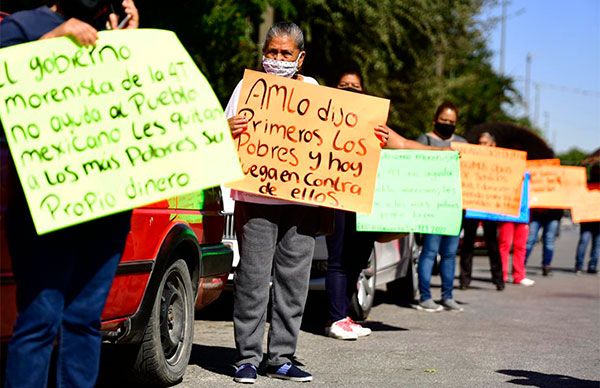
[515,278,535,287]
[326,318,358,340]
[345,317,372,337]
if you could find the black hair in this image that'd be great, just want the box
[433,101,459,122]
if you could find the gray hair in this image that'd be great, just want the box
[263,22,305,52]
[479,131,496,142]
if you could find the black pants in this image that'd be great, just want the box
[460,218,503,287]
[325,210,375,322]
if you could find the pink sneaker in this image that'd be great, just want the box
[326,318,358,340]
[345,317,372,337]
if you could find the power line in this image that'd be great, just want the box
[514,77,600,98]
[534,81,600,98]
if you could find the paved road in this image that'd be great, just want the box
[179,223,599,387]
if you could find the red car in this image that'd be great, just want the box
[0,143,233,385]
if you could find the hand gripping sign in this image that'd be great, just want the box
[0,29,243,234]
[227,69,390,214]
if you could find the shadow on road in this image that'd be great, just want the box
[189,344,236,378]
[497,369,599,387]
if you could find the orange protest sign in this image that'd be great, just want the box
[526,158,560,168]
[528,165,587,208]
[227,70,389,213]
[451,142,527,216]
[571,189,600,223]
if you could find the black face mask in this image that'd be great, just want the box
[58,0,107,21]
[434,122,456,139]
[338,86,364,94]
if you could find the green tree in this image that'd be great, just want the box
[139,0,267,106]
[272,0,526,138]
[558,147,588,166]
[139,0,528,139]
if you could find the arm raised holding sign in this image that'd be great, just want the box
[0,2,138,386]
[41,0,138,45]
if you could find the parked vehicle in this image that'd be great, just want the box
[310,234,419,320]
[1,144,233,386]
[221,188,418,321]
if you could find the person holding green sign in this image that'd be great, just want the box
[1,1,138,387]
[415,102,466,312]
[225,22,319,384]
[325,68,452,340]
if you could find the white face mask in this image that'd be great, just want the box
[262,55,300,78]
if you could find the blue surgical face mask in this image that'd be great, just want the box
[262,56,300,78]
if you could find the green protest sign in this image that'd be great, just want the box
[0,29,243,234]
[356,150,462,236]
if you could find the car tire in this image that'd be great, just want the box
[131,258,195,386]
[350,251,376,321]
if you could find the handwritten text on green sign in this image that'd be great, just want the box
[356,150,462,236]
[0,29,242,234]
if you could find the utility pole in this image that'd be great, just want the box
[525,52,532,120]
[500,0,507,74]
[544,111,550,144]
[534,82,541,126]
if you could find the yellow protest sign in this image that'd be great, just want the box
[528,165,587,208]
[227,69,389,213]
[451,142,527,216]
[571,189,600,223]
[0,29,243,234]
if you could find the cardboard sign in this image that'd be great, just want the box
[571,190,600,223]
[451,143,527,216]
[226,69,389,213]
[356,150,462,236]
[528,165,587,208]
[526,158,560,168]
[0,29,243,234]
[465,173,530,223]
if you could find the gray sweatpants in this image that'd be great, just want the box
[233,201,316,367]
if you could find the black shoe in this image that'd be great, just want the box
[266,362,313,382]
[496,283,505,291]
[234,363,257,384]
[542,266,553,276]
[587,268,598,274]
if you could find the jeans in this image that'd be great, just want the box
[525,219,559,266]
[418,234,459,302]
[325,210,375,322]
[4,204,130,388]
[575,222,600,271]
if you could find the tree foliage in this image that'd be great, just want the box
[140,0,267,106]
[558,148,588,166]
[140,0,527,139]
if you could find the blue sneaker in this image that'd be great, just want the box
[266,362,313,382]
[234,363,257,384]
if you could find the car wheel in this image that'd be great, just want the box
[350,251,376,321]
[131,259,194,386]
